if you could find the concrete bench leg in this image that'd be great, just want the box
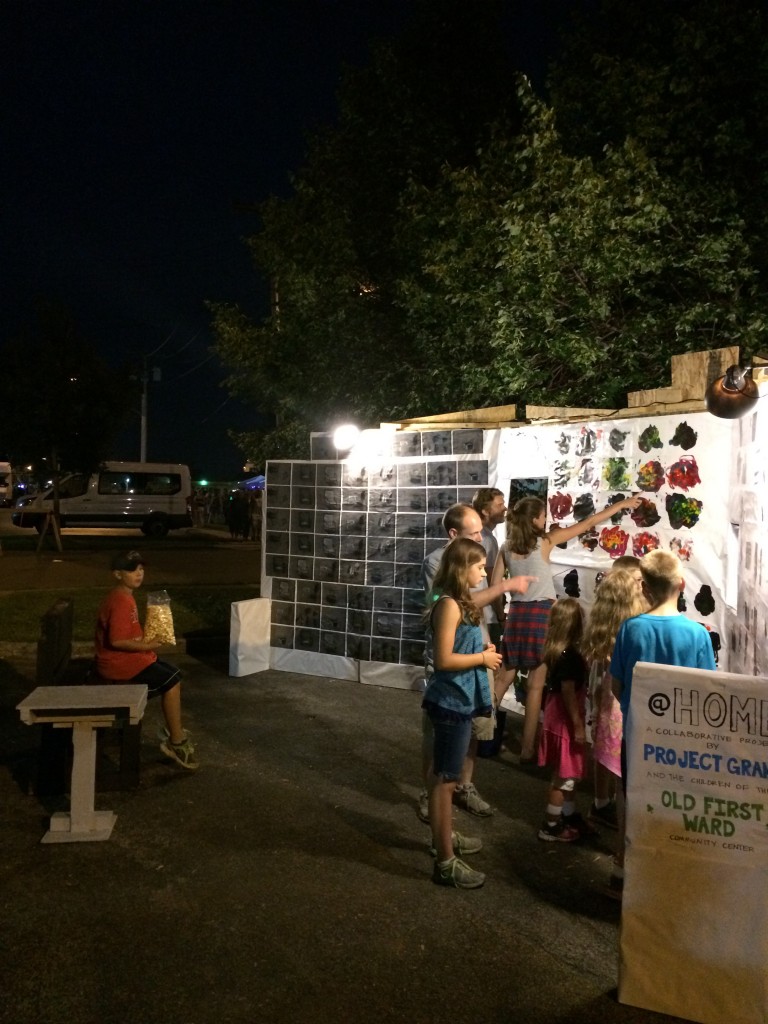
[43,722,116,844]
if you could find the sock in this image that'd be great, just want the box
[438,858,455,869]
[594,797,610,810]
[546,803,561,821]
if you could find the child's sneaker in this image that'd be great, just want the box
[537,818,580,842]
[453,783,493,816]
[158,726,194,750]
[588,801,619,830]
[428,831,483,858]
[432,856,485,889]
[161,736,199,770]
[562,811,599,837]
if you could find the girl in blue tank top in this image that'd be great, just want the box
[423,538,502,889]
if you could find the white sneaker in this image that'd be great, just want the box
[453,783,493,817]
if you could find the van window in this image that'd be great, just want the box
[98,472,181,496]
[59,474,89,499]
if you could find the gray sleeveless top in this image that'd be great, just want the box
[503,540,557,602]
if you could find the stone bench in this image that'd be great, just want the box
[34,599,143,794]
[17,684,148,843]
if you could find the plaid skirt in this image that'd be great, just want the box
[501,600,553,670]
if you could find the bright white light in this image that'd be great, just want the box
[333,424,360,452]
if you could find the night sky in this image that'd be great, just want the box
[1,1,573,480]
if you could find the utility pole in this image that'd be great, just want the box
[140,357,148,462]
[139,357,161,462]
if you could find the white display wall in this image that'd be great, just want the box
[492,411,735,669]
[261,409,754,683]
[726,392,768,676]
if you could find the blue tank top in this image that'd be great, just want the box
[423,601,492,719]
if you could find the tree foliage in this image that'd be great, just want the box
[548,0,768,272]
[0,302,138,473]
[213,0,768,463]
[396,85,762,411]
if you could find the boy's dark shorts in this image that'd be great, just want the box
[131,659,181,698]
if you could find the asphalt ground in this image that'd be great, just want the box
[0,537,687,1024]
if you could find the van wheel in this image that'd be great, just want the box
[142,516,169,538]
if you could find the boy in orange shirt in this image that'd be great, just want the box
[95,550,198,769]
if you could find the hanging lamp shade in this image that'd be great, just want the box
[705,364,759,419]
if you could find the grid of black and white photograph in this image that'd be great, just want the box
[265,432,489,665]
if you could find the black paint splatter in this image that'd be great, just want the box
[694,585,715,616]
[563,569,581,597]
[576,427,597,456]
[556,432,571,454]
[573,493,596,521]
[553,460,571,487]
[609,428,630,452]
[708,630,721,664]
[606,493,627,523]
[670,421,698,450]
[577,459,595,486]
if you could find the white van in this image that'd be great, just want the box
[0,462,13,506]
[12,461,193,537]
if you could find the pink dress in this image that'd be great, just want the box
[589,661,622,778]
[537,647,587,780]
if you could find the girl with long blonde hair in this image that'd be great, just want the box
[582,567,647,893]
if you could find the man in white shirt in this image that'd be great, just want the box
[472,487,507,635]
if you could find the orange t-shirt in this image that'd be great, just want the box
[95,588,156,680]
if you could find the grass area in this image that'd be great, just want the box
[0,585,260,643]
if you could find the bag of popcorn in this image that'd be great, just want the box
[144,590,176,645]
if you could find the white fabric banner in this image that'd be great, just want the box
[620,661,768,1023]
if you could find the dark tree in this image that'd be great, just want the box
[0,302,138,475]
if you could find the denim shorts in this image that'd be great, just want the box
[430,716,472,782]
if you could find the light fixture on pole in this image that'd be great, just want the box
[705,363,759,420]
